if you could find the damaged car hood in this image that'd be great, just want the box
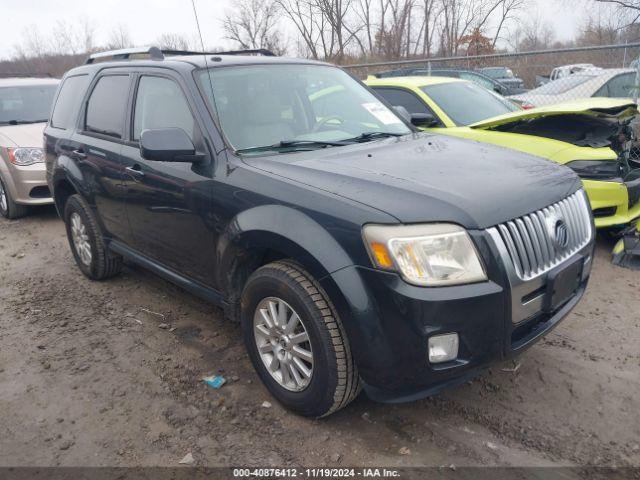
[469,98,637,128]
[467,98,637,149]
[241,133,581,230]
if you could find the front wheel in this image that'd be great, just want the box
[0,176,28,219]
[241,260,361,418]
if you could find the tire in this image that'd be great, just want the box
[0,176,29,219]
[63,194,123,280]
[241,260,361,418]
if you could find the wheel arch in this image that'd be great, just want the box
[217,205,356,321]
[51,154,91,218]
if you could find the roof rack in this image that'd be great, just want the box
[163,48,276,57]
[210,49,276,57]
[85,46,164,64]
[85,46,276,64]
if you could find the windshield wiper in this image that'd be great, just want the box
[236,139,348,154]
[0,119,48,125]
[341,131,404,143]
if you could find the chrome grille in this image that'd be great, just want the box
[490,190,593,281]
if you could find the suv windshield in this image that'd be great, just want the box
[0,84,58,124]
[421,81,519,125]
[197,64,411,153]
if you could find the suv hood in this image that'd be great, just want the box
[469,98,637,130]
[242,133,580,229]
[0,122,46,148]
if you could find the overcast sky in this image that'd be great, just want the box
[0,0,580,60]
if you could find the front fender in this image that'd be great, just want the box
[217,205,357,292]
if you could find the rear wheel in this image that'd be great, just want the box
[0,176,28,219]
[64,194,122,280]
[241,260,361,417]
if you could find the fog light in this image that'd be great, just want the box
[428,333,459,363]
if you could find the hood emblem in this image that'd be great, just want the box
[553,219,570,249]
[546,212,570,250]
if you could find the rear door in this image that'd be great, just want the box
[70,72,134,242]
[45,73,91,191]
[120,70,216,285]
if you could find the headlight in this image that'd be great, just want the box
[363,223,487,286]
[7,147,45,166]
[566,160,621,180]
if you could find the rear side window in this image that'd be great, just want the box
[51,75,89,129]
[133,76,195,141]
[85,75,130,139]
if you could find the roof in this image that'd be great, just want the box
[64,53,333,79]
[0,77,59,87]
[165,53,328,67]
[365,75,462,88]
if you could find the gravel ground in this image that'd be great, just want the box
[0,206,638,469]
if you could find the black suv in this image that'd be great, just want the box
[45,47,595,417]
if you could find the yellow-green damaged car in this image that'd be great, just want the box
[364,75,640,229]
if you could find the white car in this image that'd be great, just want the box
[550,63,600,81]
[511,68,637,108]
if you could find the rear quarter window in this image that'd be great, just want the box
[50,75,89,130]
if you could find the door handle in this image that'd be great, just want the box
[71,149,87,160]
[125,165,145,178]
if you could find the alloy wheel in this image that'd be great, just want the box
[253,297,314,392]
[70,212,92,266]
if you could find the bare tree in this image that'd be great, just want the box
[277,0,321,58]
[48,18,96,55]
[156,33,193,51]
[106,24,133,50]
[489,0,526,47]
[513,14,555,51]
[376,0,415,59]
[353,0,376,55]
[222,0,285,54]
[420,0,442,56]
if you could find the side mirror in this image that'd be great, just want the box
[139,128,202,163]
[393,105,411,123]
[410,113,438,128]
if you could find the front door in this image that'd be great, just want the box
[121,73,216,286]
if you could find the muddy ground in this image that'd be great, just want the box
[0,206,638,469]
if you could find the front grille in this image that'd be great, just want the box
[493,190,593,281]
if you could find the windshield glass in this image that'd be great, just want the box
[0,84,58,124]
[197,64,411,152]
[421,81,519,125]
[529,74,594,95]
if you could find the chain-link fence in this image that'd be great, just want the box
[343,43,640,102]
[343,43,640,166]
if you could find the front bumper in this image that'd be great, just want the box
[0,157,52,205]
[321,230,595,403]
[584,178,640,229]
